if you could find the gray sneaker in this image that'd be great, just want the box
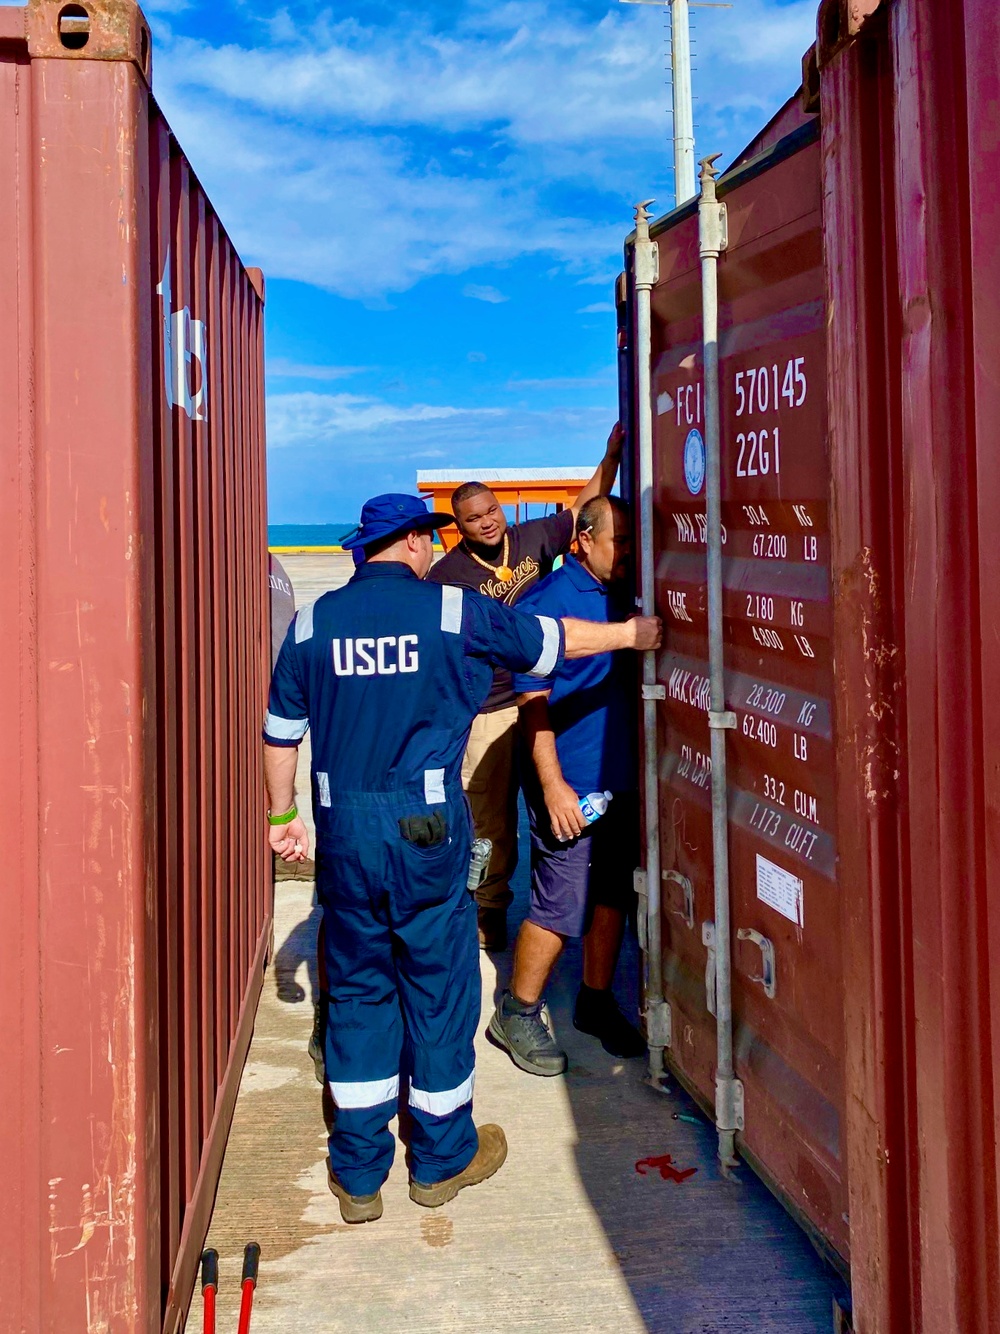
[488,990,568,1077]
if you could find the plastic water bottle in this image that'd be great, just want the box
[579,791,613,825]
[555,791,613,841]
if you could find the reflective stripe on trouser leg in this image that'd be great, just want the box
[389,795,480,1186]
[318,830,405,1199]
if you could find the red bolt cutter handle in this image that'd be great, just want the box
[237,1242,261,1334]
[200,1250,219,1334]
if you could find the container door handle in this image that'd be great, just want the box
[737,928,776,999]
[702,921,717,1016]
[664,869,695,930]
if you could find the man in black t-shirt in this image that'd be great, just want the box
[428,423,624,950]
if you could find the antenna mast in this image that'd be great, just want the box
[620,0,733,208]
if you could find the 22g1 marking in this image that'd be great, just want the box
[735,428,780,478]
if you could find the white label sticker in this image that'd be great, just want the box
[317,772,331,808]
[755,854,803,927]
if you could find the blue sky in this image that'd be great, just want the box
[80,0,819,519]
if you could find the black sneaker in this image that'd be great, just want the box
[488,990,567,1076]
[573,987,646,1058]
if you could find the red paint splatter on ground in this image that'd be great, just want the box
[635,1155,698,1183]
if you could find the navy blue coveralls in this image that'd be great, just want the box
[263,562,565,1194]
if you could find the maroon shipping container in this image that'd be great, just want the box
[627,119,847,1259]
[820,1,1000,1329]
[0,3,271,1330]
[624,1,1000,1330]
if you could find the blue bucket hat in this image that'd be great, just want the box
[342,493,454,552]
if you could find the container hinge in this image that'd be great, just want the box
[716,1075,745,1133]
[702,921,717,1017]
[708,710,736,729]
[642,683,666,701]
[698,191,729,257]
[634,868,648,952]
[633,213,659,289]
[664,868,694,930]
[637,242,661,289]
[737,927,776,999]
[646,996,671,1049]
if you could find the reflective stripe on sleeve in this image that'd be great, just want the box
[440,584,463,634]
[328,1074,400,1110]
[529,615,561,677]
[409,1071,475,1117]
[263,711,309,741]
[294,602,315,643]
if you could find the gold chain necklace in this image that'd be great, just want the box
[464,532,514,582]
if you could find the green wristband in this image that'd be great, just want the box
[268,805,298,826]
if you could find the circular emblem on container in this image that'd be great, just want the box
[683,428,706,495]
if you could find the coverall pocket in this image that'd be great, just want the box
[396,834,464,913]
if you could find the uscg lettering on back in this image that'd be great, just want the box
[333,635,419,676]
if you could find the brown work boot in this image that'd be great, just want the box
[477,907,507,952]
[327,1162,384,1224]
[408,1124,508,1208]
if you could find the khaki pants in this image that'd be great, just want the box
[461,705,519,910]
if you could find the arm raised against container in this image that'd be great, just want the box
[570,421,626,523]
[561,613,661,657]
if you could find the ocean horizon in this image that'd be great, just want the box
[269,523,355,548]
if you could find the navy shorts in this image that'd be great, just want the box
[526,792,639,938]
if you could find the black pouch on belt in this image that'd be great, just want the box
[398,812,447,847]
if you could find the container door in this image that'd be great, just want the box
[647,131,848,1262]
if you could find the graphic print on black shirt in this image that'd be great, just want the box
[428,509,575,710]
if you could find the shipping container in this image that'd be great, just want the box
[0,2,270,1330]
[623,1,1000,1330]
[626,116,846,1259]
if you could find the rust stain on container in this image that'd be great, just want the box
[0,3,270,1331]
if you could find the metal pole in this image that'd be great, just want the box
[632,200,670,1082]
[698,154,742,1167]
[670,0,696,205]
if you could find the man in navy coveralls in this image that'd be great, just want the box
[262,494,661,1223]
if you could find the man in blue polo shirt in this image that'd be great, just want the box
[489,495,646,1076]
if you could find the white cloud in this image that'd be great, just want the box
[161,2,813,147]
[467,351,488,362]
[265,394,618,519]
[267,391,504,449]
[150,1,816,298]
[463,284,510,304]
[156,97,610,297]
[577,302,615,315]
[266,358,370,380]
